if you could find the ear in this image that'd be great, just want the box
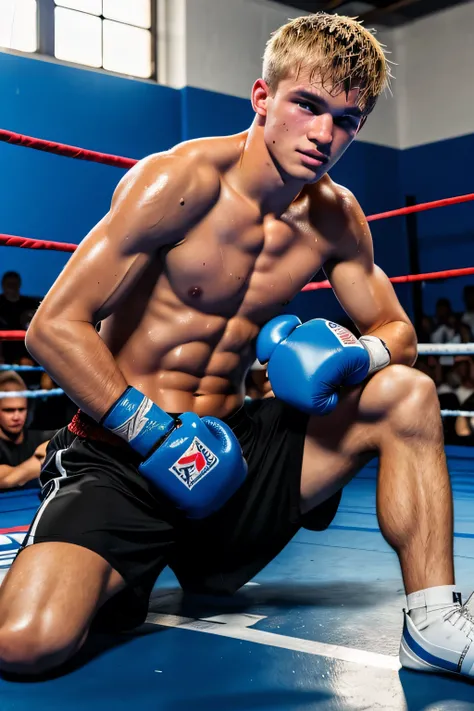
[251,79,271,116]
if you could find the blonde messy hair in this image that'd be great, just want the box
[263,13,391,117]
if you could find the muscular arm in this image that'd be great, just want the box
[0,457,41,489]
[26,153,220,420]
[323,188,417,366]
[0,440,48,489]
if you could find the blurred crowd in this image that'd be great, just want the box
[0,270,473,495]
[0,272,76,494]
[416,286,474,445]
[0,271,76,431]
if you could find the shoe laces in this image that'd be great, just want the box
[445,603,474,639]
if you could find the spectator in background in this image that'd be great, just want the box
[458,319,473,343]
[430,298,462,368]
[0,371,55,491]
[0,271,39,363]
[30,372,76,430]
[451,356,474,406]
[416,315,434,344]
[0,272,38,330]
[462,285,474,337]
[431,298,455,341]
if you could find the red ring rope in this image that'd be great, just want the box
[0,234,78,252]
[0,331,28,341]
[366,193,474,222]
[1,127,474,222]
[0,129,136,170]
[1,262,474,342]
[302,266,474,291]
[1,127,473,314]
[0,230,472,290]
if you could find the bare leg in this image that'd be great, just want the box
[301,364,454,594]
[0,542,125,675]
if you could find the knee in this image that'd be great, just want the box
[0,622,75,676]
[367,365,441,436]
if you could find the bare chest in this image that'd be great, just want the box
[163,192,331,323]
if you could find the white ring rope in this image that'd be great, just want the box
[0,388,64,398]
[440,410,474,418]
[417,343,474,356]
[1,339,473,418]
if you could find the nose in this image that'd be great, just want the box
[307,112,333,146]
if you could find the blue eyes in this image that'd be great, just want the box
[297,102,359,130]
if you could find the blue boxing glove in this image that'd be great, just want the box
[102,387,247,519]
[256,316,390,415]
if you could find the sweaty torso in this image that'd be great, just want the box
[99,134,343,418]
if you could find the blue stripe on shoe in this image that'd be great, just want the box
[403,622,460,674]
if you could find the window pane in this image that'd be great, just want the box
[0,0,37,53]
[103,0,151,29]
[54,0,101,15]
[103,21,151,78]
[55,7,102,68]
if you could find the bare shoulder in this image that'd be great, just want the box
[171,131,247,172]
[113,148,221,216]
[308,176,371,257]
[309,176,361,223]
[100,136,243,254]
[113,133,245,217]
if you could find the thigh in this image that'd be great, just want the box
[0,541,125,643]
[301,380,383,512]
[21,435,177,630]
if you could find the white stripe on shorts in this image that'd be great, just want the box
[25,449,68,547]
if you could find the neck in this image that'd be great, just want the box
[0,427,24,444]
[233,117,306,216]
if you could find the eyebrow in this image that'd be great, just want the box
[294,90,362,118]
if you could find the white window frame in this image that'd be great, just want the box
[37,0,157,80]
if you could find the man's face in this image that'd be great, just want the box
[2,276,21,301]
[257,70,363,183]
[0,396,28,437]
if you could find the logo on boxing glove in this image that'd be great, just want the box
[326,321,359,347]
[169,437,219,490]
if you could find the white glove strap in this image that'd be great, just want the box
[359,336,391,375]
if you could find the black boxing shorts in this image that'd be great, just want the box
[18,398,342,631]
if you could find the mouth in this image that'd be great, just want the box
[297,149,329,167]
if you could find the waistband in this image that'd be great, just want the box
[68,403,251,447]
[68,411,129,448]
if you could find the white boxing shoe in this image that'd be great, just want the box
[400,589,474,678]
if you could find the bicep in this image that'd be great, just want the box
[323,189,410,334]
[325,258,411,334]
[34,216,150,325]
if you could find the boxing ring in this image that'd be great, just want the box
[1,129,474,709]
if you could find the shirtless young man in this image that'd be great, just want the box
[0,13,473,680]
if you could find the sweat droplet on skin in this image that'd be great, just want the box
[188,286,202,298]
